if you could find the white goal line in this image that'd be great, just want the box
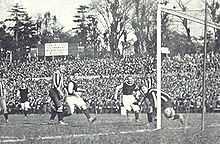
[0,128,159,143]
[2,124,220,143]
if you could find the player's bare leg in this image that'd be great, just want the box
[1,99,9,123]
[133,105,141,122]
[126,110,129,120]
[134,111,141,122]
[48,107,57,124]
[173,114,185,125]
[82,108,96,123]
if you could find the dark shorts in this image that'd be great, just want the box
[49,88,62,110]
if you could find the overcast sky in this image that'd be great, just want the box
[0,0,91,31]
[0,0,210,36]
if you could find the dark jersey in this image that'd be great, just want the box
[66,81,78,95]
[122,83,136,95]
[19,88,29,103]
[146,89,173,110]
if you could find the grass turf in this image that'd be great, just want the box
[0,113,220,144]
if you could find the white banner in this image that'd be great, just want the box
[45,43,68,56]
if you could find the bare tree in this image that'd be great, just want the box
[175,0,192,41]
[91,0,134,56]
[132,0,157,55]
[207,0,220,52]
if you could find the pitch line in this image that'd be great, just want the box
[0,136,18,139]
[1,126,200,143]
[165,124,220,130]
[0,128,159,143]
[207,123,220,128]
[166,126,192,130]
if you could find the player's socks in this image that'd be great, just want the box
[83,109,91,120]
[4,113,8,122]
[49,110,57,120]
[135,112,140,121]
[147,112,153,123]
[57,112,64,122]
[24,111,28,117]
[173,114,180,120]
[170,114,184,125]
[89,117,96,123]
[126,110,129,120]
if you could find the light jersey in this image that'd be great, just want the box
[66,81,78,95]
[146,89,173,109]
[52,70,64,90]
[122,82,137,95]
[19,88,28,103]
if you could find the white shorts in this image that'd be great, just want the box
[65,95,87,114]
[0,98,7,113]
[122,95,140,112]
[20,101,30,111]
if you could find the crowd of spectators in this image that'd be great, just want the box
[1,52,220,114]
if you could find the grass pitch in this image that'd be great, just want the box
[1,113,220,144]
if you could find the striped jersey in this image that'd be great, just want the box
[52,70,64,90]
[145,77,154,90]
[0,81,5,99]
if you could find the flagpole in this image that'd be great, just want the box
[201,0,207,131]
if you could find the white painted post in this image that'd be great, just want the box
[156,3,162,129]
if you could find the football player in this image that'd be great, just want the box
[64,73,96,123]
[17,82,31,118]
[48,65,67,125]
[114,75,141,122]
[139,86,184,125]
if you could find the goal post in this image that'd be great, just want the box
[156,3,162,130]
[156,2,220,130]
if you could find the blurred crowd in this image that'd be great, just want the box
[1,52,220,114]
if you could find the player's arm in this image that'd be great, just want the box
[76,88,86,93]
[52,72,57,88]
[134,85,140,93]
[27,88,31,97]
[17,89,20,98]
[114,84,123,100]
[1,83,7,99]
[73,82,86,93]
[63,87,68,96]
[3,88,7,96]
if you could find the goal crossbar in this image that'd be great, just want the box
[161,6,220,30]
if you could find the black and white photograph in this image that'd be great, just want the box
[0,0,220,143]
